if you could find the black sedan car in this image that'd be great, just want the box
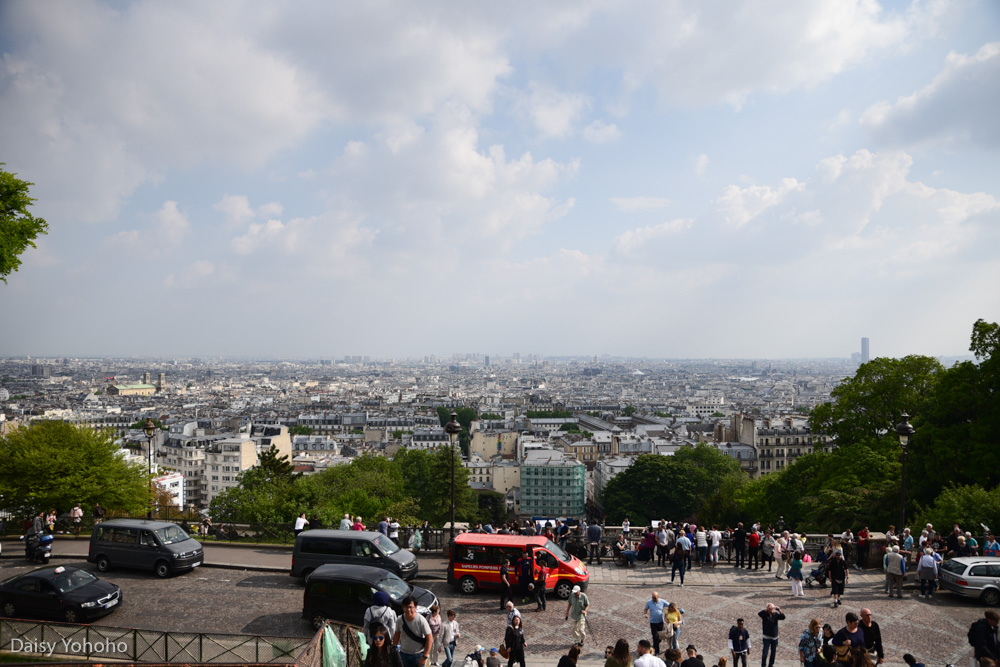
[303,564,437,630]
[0,565,122,623]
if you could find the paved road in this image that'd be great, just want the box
[0,539,982,666]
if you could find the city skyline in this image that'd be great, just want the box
[1,2,998,359]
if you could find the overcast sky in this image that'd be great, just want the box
[1,1,998,360]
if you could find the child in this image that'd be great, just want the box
[442,609,460,667]
[485,648,501,667]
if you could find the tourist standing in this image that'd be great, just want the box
[294,512,308,536]
[635,640,667,667]
[747,528,761,570]
[534,561,548,611]
[733,523,747,569]
[565,585,590,647]
[827,549,849,606]
[728,618,749,667]
[441,610,460,667]
[670,543,687,587]
[917,548,937,598]
[969,610,1000,664]
[644,591,668,656]
[666,602,682,652]
[885,546,905,598]
[789,551,804,597]
[831,613,864,666]
[427,605,443,666]
[365,622,404,667]
[340,514,352,530]
[503,615,527,667]
[588,522,604,565]
[757,604,784,667]
[606,639,632,667]
[392,595,433,667]
[859,609,884,664]
[797,619,822,667]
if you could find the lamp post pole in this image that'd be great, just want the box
[144,418,156,518]
[445,412,462,542]
[896,413,915,530]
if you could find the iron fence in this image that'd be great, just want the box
[0,618,312,664]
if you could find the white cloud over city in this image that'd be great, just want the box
[0,0,997,359]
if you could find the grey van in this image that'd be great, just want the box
[291,530,418,580]
[88,519,204,578]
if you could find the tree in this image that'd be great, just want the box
[0,164,49,284]
[288,425,314,436]
[601,446,745,524]
[209,446,300,523]
[809,355,943,449]
[394,447,477,524]
[623,405,637,417]
[436,407,476,456]
[0,421,149,514]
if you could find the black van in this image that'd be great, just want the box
[303,564,437,630]
[291,530,418,580]
[88,519,204,578]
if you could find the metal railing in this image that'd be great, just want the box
[0,617,363,665]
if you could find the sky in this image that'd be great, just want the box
[1,0,998,360]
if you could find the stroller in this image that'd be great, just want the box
[805,551,829,588]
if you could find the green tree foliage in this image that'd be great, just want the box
[916,485,1000,536]
[288,425,314,436]
[735,448,900,531]
[394,447,477,524]
[479,413,503,421]
[477,490,508,525]
[210,446,300,523]
[906,319,1000,507]
[623,405,637,417]
[436,407,475,456]
[600,445,744,524]
[0,421,149,513]
[809,355,943,449]
[0,164,49,284]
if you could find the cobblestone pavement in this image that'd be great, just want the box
[0,542,983,666]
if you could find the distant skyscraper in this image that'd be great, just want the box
[861,337,870,364]
[484,355,490,367]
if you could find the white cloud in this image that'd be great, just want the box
[100,200,189,252]
[213,195,255,227]
[611,197,672,212]
[861,42,1000,149]
[164,260,224,289]
[715,178,804,227]
[516,82,589,138]
[154,201,190,246]
[583,120,621,143]
[613,218,694,255]
[694,154,709,176]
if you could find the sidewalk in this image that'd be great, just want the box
[1,536,908,588]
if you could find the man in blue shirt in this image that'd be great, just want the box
[728,618,750,667]
[644,591,668,656]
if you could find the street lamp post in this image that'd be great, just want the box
[144,418,156,518]
[445,412,462,542]
[896,413,915,530]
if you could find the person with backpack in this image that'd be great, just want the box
[970,610,1000,664]
[393,595,433,667]
[364,591,397,645]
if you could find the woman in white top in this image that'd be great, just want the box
[917,548,938,598]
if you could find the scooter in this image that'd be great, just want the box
[20,533,54,564]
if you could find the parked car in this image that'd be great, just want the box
[0,565,122,623]
[938,556,1000,605]
[88,518,204,578]
[291,530,418,580]
[303,564,437,630]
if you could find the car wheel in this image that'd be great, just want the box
[154,561,171,578]
[555,582,572,599]
[96,556,111,573]
[459,576,478,595]
[2,601,14,618]
[65,608,79,624]
[311,612,327,630]
[983,589,1000,607]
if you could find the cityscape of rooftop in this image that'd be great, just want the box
[1,2,997,361]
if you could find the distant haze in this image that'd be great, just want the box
[0,2,997,359]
